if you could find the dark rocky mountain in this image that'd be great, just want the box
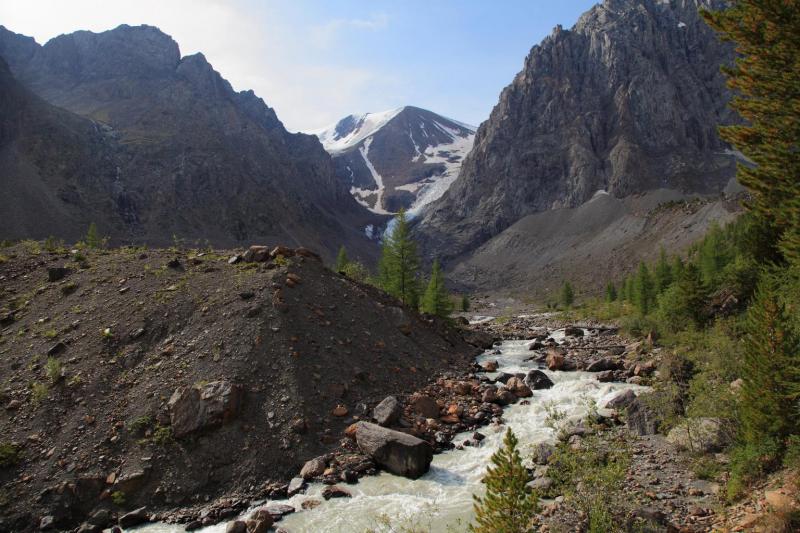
[0,24,378,261]
[415,0,740,276]
[311,106,475,216]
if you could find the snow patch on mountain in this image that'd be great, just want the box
[352,138,390,215]
[311,108,404,155]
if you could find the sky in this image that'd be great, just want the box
[0,0,598,132]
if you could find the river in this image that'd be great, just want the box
[135,327,642,532]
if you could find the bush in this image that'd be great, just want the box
[45,358,62,383]
[727,439,781,500]
[0,442,20,468]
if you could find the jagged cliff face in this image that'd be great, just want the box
[415,0,737,262]
[0,25,377,260]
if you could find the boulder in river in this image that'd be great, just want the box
[322,485,352,500]
[585,358,620,372]
[300,456,327,480]
[545,349,575,371]
[353,422,434,479]
[605,389,636,410]
[506,377,532,398]
[462,330,494,349]
[373,396,403,427]
[563,326,584,337]
[525,369,554,390]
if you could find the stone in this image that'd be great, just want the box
[225,521,247,533]
[300,456,327,480]
[462,330,494,349]
[331,404,348,417]
[47,342,67,356]
[545,348,567,370]
[533,443,556,465]
[118,507,148,528]
[563,326,584,337]
[494,388,516,406]
[270,245,296,258]
[506,377,532,398]
[480,360,499,372]
[287,477,306,497]
[301,499,321,510]
[604,389,636,410]
[5,399,22,411]
[373,396,403,427]
[596,370,615,382]
[243,246,269,262]
[353,421,434,479]
[168,381,243,438]
[525,369,554,390]
[666,418,727,453]
[527,477,554,491]
[227,255,241,265]
[765,489,794,510]
[264,504,295,519]
[585,358,619,372]
[321,485,351,500]
[411,394,439,418]
[47,267,69,282]
[627,397,659,436]
[246,519,270,533]
[39,516,55,530]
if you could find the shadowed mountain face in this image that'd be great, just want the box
[312,106,475,215]
[0,24,377,261]
[414,0,739,267]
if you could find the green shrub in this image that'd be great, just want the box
[111,491,126,506]
[128,415,153,436]
[152,425,173,446]
[30,382,48,405]
[727,439,781,501]
[0,442,21,468]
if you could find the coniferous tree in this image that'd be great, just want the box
[378,209,420,306]
[421,259,453,317]
[461,294,470,312]
[703,2,800,263]
[626,276,636,303]
[654,247,673,294]
[739,273,800,447]
[470,428,538,533]
[605,282,617,303]
[85,222,102,249]
[560,281,574,308]
[634,262,654,315]
[671,255,685,283]
[335,246,350,273]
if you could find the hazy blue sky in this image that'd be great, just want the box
[0,0,599,131]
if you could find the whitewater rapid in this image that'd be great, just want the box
[135,328,642,533]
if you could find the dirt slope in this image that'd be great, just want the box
[0,243,479,531]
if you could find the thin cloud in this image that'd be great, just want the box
[310,13,389,48]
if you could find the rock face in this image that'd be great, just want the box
[311,106,476,215]
[415,0,739,279]
[0,24,377,260]
[168,381,243,438]
[353,422,434,479]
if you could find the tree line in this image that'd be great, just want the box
[336,209,468,317]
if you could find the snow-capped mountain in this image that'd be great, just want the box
[309,106,476,216]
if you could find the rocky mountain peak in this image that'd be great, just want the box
[415,0,737,263]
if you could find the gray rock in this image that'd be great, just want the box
[321,485,351,500]
[626,396,659,436]
[410,394,439,418]
[299,456,327,480]
[287,477,306,496]
[118,507,148,529]
[353,421,433,479]
[168,381,243,438]
[373,396,403,427]
[604,389,636,410]
[585,358,619,372]
[47,267,69,282]
[225,521,247,533]
[666,418,728,453]
[533,442,556,465]
[527,476,554,491]
[525,369,554,390]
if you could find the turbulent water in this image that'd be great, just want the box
[136,328,642,533]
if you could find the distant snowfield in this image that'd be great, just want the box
[309,107,476,217]
[310,108,404,155]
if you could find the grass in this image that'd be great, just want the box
[45,357,62,383]
[30,381,48,406]
[128,415,153,435]
[111,491,126,506]
[43,329,58,339]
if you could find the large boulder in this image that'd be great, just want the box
[626,396,659,436]
[462,330,494,349]
[168,381,243,438]
[353,422,433,479]
[585,358,620,372]
[506,377,533,398]
[525,369,554,390]
[666,418,728,453]
[373,396,403,427]
[300,456,327,480]
[604,389,637,410]
[546,349,575,371]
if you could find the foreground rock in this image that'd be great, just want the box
[352,422,433,479]
[373,396,403,427]
[168,381,243,438]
